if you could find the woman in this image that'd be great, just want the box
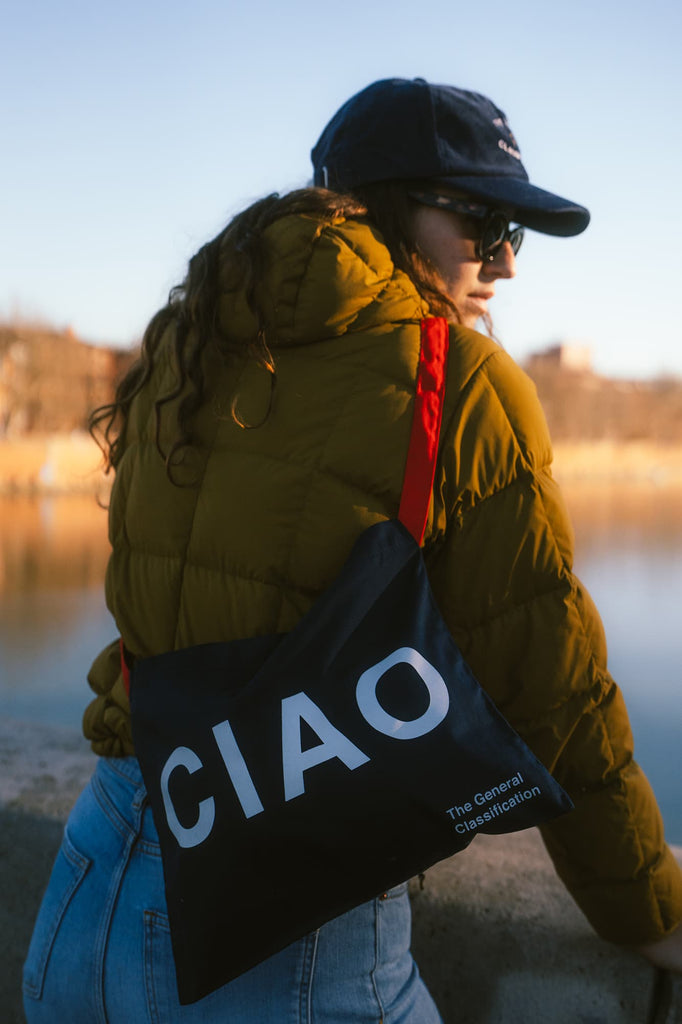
[23,77,682,1022]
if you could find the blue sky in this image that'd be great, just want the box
[2,0,681,378]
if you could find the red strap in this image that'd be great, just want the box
[120,636,131,698]
[398,317,449,545]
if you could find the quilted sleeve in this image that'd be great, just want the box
[83,638,134,757]
[426,344,682,945]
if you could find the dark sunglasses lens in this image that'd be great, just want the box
[479,214,508,260]
[479,217,524,260]
[510,227,524,255]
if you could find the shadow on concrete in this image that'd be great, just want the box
[408,849,678,1024]
[411,889,641,1023]
[0,807,64,1024]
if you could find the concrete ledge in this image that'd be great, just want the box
[2,716,680,1023]
[1,718,97,1024]
[410,835,682,1023]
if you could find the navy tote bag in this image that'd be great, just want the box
[126,317,572,1004]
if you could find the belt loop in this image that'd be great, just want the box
[132,781,147,818]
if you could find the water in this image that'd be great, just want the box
[0,490,680,843]
[565,487,682,845]
[0,495,114,727]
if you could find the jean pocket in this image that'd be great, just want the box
[22,827,91,1000]
[144,909,179,1024]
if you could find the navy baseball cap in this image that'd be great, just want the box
[312,78,590,237]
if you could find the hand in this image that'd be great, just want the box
[634,923,682,973]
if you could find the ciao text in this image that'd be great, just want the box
[160,647,448,848]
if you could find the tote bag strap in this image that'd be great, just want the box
[398,317,450,546]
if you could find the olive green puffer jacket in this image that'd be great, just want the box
[84,211,682,946]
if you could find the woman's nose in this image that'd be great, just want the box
[484,241,517,280]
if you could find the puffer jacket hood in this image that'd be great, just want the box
[217,213,429,347]
[84,210,682,950]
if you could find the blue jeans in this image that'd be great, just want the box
[23,756,442,1023]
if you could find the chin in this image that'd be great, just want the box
[461,314,482,330]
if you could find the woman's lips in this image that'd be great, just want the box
[468,292,494,314]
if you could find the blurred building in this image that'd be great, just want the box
[525,342,593,375]
[0,324,136,437]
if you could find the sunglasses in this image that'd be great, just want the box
[408,190,524,263]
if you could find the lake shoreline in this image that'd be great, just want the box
[1,432,681,496]
[553,440,682,488]
[0,433,109,497]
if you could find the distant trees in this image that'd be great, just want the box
[525,351,682,444]
[0,325,136,437]
[1,323,680,444]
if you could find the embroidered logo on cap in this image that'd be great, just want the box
[492,117,521,160]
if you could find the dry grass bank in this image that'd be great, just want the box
[553,441,682,487]
[0,433,108,497]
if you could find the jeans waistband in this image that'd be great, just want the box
[99,755,146,788]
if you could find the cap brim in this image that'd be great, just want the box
[437,175,590,236]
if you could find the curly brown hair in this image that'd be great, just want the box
[90,184,464,478]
